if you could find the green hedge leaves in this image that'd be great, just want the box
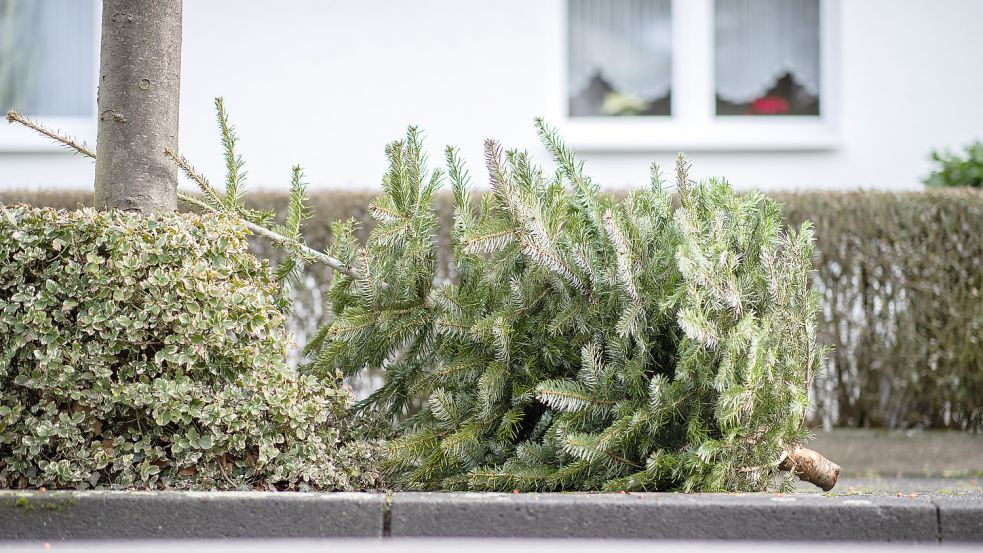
[0,206,381,490]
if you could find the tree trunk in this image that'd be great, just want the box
[94,0,182,212]
[779,445,841,491]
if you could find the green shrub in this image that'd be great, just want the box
[0,205,381,490]
[924,141,983,188]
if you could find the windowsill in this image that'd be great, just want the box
[560,116,839,152]
[0,117,97,153]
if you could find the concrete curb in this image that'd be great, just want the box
[1,491,980,542]
[0,491,385,539]
[390,493,939,541]
[935,497,983,542]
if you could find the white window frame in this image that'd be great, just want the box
[554,0,840,152]
[0,1,101,153]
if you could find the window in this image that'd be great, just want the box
[567,0,672,117]
[715,0,820,116]
[560,0,837,150]
[0,0,96,117]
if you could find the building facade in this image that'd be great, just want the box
[1,0,982,192]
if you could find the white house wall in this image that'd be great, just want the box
[1,0,981,192]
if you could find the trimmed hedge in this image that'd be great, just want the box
[776,190,983,431]
[5,189,981,431]
[0,205,382,490]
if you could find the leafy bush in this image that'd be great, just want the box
[0,205,381,490]
[924,141,983,188]
[304,123,824,492]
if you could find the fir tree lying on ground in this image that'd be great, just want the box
[305,120,838,492]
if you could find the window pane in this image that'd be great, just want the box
[715,0,820,116]
[0,0,96,117]
[568,0,672,117]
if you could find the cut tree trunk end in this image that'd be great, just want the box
[94,0,182,212]
[779,445,841,491]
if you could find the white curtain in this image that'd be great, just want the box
[0,0,96,116]
[568,0,672,100]
[0,0,39,112]
[715,0,820,104]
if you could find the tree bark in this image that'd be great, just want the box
[779,445,841,491]
[94,0,182,212]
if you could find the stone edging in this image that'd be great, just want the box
[0,491,980,542]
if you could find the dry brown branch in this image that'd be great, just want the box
[6,110,96,159]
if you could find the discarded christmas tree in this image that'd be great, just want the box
[306,120,839,492]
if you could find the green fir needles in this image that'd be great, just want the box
[306,119,835,492]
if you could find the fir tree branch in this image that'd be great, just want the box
[604,211,641,303]
[6,110,96,159]
[369,203,406,223]
[214,97,246,213]
[164,147,226,210]
[534,117,603,233]
[446,146,473,219]
[180,188,356,277]
[675,153,693,196]
[520,237,586,292]
[564,435,642,468]
[283,165,312,239]
[461,228,516,254]
[165,146,361,280]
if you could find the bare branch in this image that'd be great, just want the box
[6,110,96,159]
[164,147,227,210]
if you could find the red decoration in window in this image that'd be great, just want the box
[750,96,790,115]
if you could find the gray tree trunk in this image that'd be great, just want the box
[94,0,182,212]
